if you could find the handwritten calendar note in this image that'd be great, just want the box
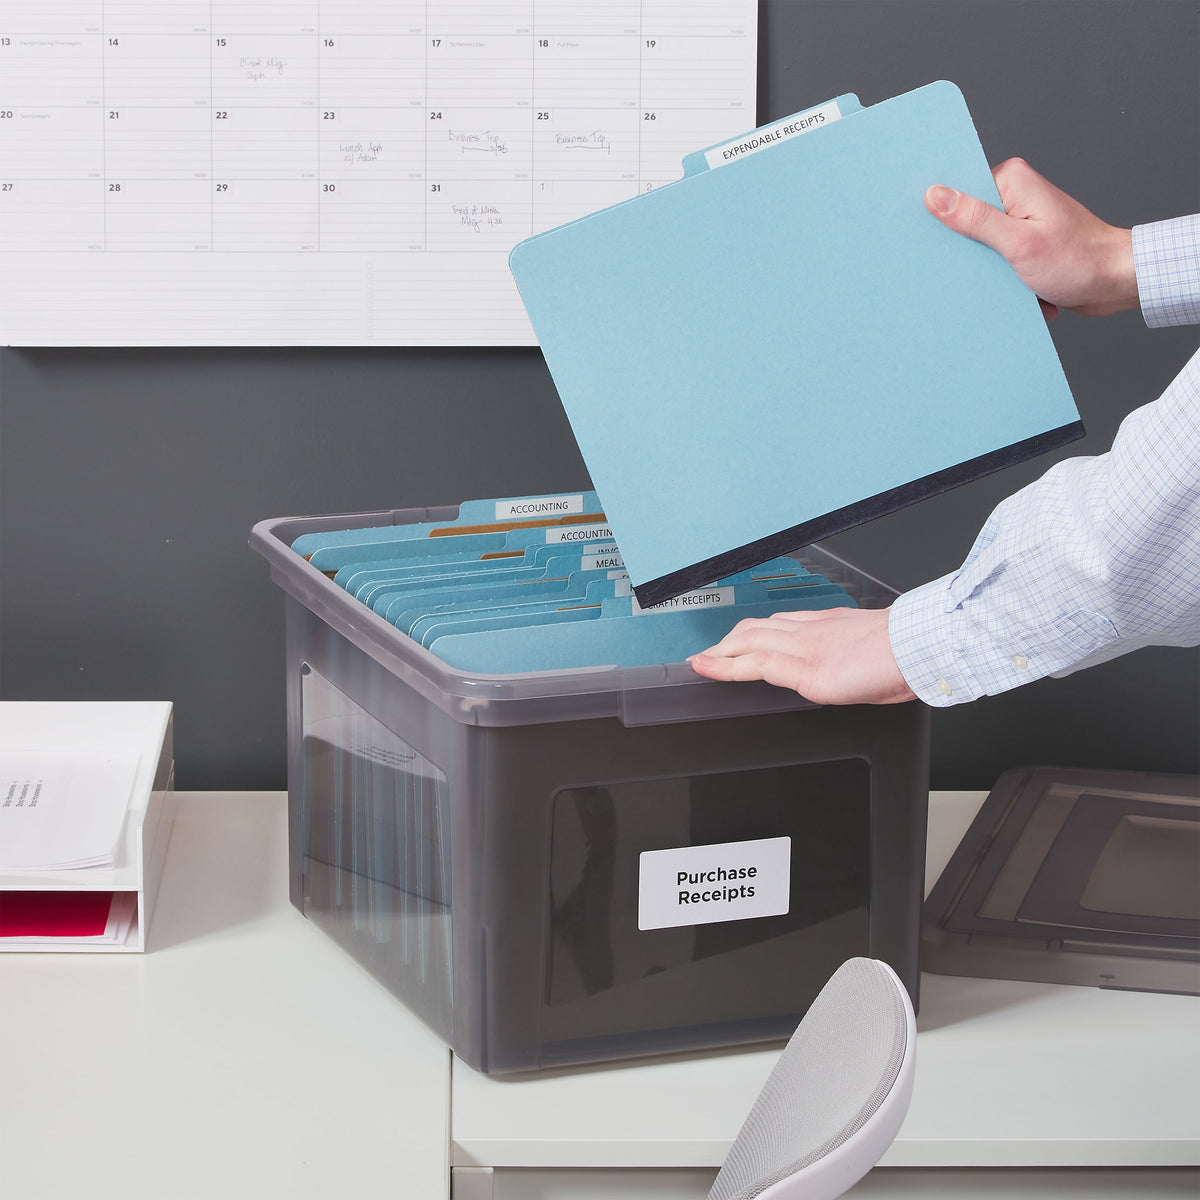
[0,2,757,346]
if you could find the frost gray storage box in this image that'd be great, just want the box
[251,507,930,1075]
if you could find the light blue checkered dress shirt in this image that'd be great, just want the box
[889,214,1200,706]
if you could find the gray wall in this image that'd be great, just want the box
[2,0,1197,790]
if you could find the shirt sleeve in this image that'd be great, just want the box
[888,215,1200,707]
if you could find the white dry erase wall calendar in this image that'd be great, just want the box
[0,2,757,346]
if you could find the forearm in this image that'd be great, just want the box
[890,345,1200,706]
[892,210,1200,706]
[692,214,1200,709]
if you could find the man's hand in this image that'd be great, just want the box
[925,157,1138,318]
[688,606,916,706]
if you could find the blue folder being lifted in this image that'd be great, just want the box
[509,81,1083,608]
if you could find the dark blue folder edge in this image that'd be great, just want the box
[631,419,1086,608]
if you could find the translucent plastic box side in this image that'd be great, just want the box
[922,766,1200,995]
[282,588,931,1073]
[250,508,899,730]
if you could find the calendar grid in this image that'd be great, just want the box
[0,1,758,344]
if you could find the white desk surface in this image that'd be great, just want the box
[0,791,450,1200]
[0,790,1196,1200]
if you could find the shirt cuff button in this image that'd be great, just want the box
[1012,654,1029,671]
[936,678,953,696]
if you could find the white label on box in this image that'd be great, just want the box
[638,836,791,930]
[495,494,585,520]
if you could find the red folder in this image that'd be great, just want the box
[0,891,113,938]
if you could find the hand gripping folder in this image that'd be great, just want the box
[509,81,1083,607]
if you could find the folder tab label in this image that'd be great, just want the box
[495,494,585,520]
[579,548,624,571]
[633,586,735,614]
[546,523,614,545]
[704,100,843,169]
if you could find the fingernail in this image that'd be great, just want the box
[927,185,959,216]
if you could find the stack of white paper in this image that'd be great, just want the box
[0,752,140,871]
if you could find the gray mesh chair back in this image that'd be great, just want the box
[707,957,916,1200]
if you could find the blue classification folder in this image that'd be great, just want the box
[288,490,861,674]
[509,81,1084,607]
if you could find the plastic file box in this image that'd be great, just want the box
[251,507,930,1075]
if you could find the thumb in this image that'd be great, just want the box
[925,185,1019,260]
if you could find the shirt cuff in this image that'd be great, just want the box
[887,574,1078,708]
[1133,215,1200,328]
[888,576,987,707]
